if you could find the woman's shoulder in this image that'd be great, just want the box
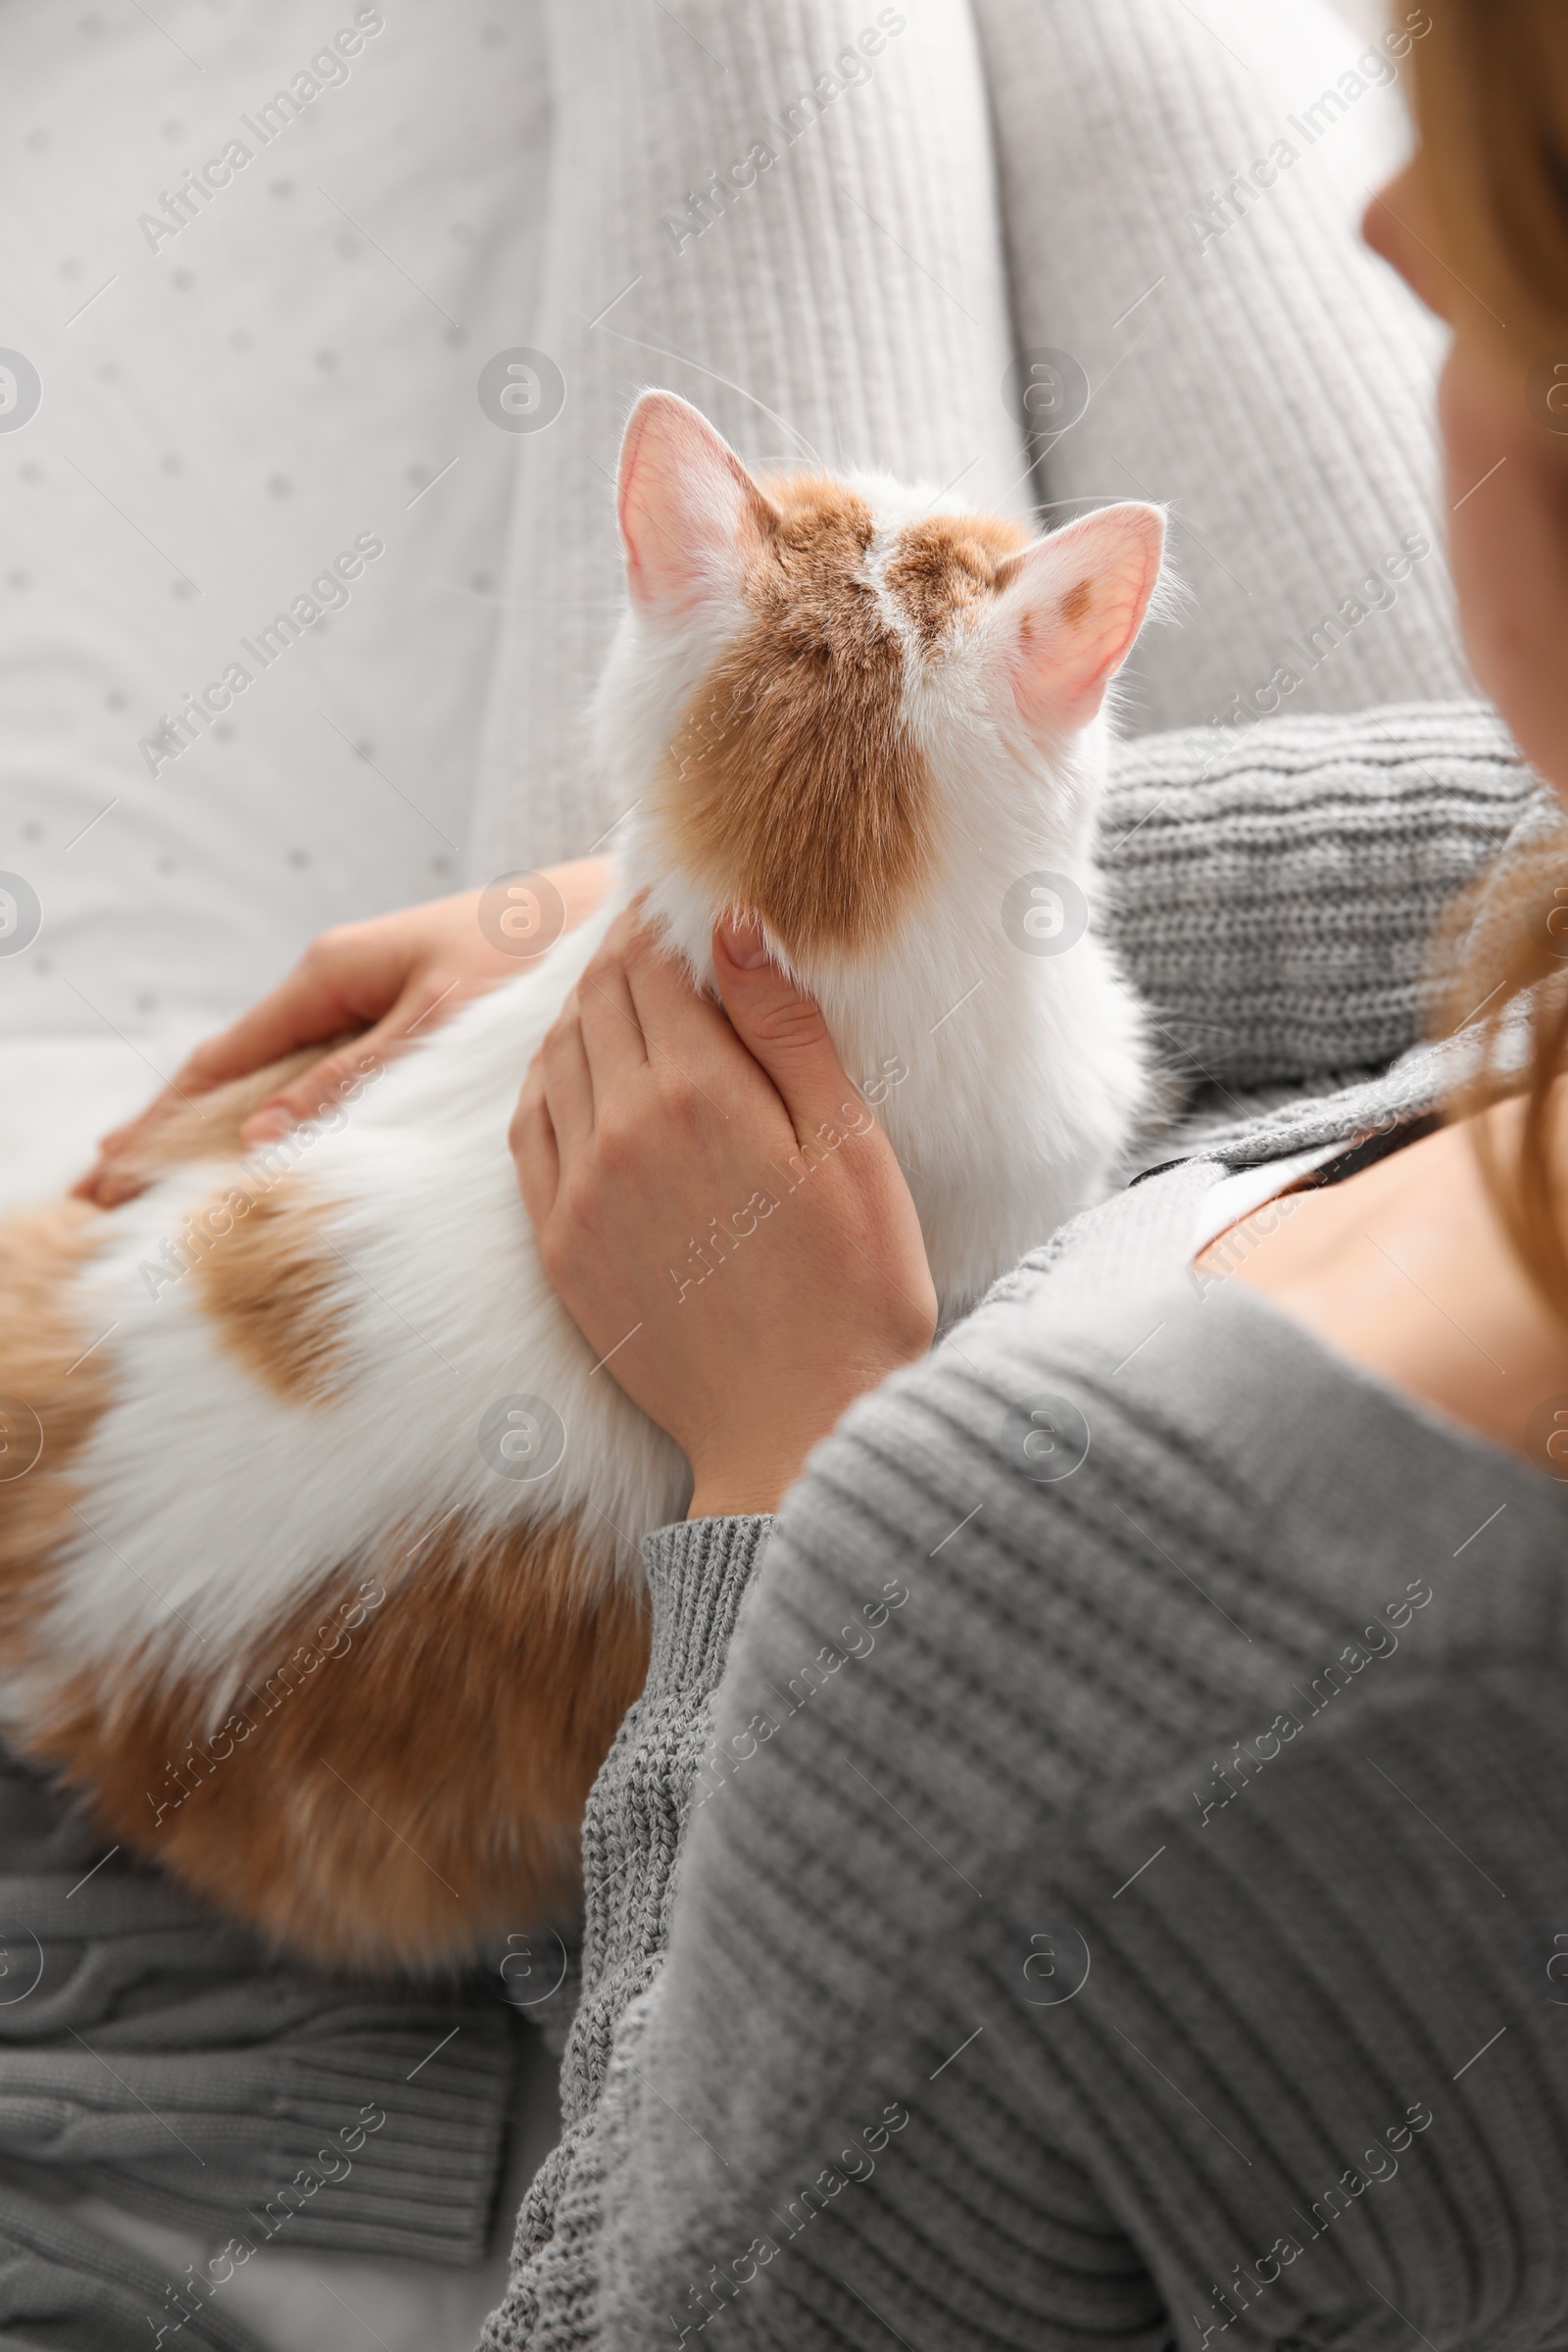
[647,1252,1568,2352]
[1211,1102,1568,1486]
[707,1247,1568,1843]
[814,1220,1559,1559]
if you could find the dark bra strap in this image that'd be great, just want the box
[1282,1108,1443,1195]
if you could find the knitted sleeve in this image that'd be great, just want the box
[1101,700,1543,1086]
[486,1516,774,2350]
[486,1257,1568,2352]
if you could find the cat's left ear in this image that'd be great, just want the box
[617,390,778,616]
[992,503,1165,737]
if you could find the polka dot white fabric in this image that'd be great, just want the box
[0,0,548,1063]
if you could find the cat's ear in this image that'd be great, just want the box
[616,390,778,616]
[991,503,1165,737]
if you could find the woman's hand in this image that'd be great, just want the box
[512,909,937,1519]
[76,858,612,1204]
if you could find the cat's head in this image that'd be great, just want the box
[598,390,1165,982]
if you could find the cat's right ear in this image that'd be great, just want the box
[617,391,777,616]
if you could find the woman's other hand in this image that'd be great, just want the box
[512,909,937,1519]
[75,858,612,1204]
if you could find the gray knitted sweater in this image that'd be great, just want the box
[486,703,1568,2350]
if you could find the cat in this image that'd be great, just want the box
[0,391,1163,1971]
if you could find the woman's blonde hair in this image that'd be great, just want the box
[1412,3,1568,356]
[1409,4,1568,1310]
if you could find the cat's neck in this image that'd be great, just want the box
[610,733,1148,1311]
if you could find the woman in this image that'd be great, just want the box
[82,4,1568,2345]
[487,5,1568,2342]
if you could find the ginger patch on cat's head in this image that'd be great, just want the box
[653,468,935,957]
[618,391,1166,955]
[883,513,1031,651]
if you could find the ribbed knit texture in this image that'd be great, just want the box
[0,1984,512,2264]
[1101,699,1550,1088]
[503,1520,773,2346]
[466,0,1473,875]
[0,2180,270,2352]
[486,1123,1568,2347]
[466,0,1028,875]
[970,0,1469,730]
[0,1744,518,2350]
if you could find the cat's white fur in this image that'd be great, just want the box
[5,397,1158,1769]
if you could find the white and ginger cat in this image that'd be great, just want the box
[0,392,1162,1970]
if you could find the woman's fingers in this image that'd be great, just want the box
[175,959,366,1100]
[74,870,621,1202]
[539,993,597,1155]
[73,956,372,1198]
[77,974,477,1202]
[235,972,468,1146]
[575,936,649,1091]
[75,1127,174,1200]
[710,914,862,1146]
[507,906,935,1519]
[518,988,604,1234]
[237,1038,376,1146]
[618,913,751,1081]
[511,1059,560,1231]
